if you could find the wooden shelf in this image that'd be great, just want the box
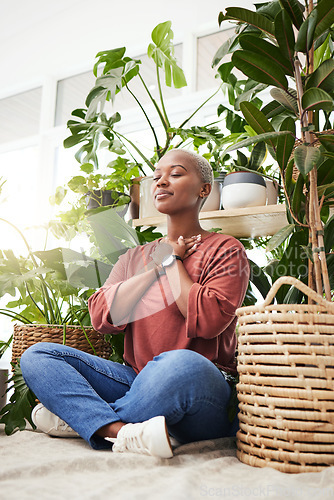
[132,204,288,238]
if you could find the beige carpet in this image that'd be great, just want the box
[0,424,333,499]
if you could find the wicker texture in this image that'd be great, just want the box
[12,324,113,364]
[236,276,334,473]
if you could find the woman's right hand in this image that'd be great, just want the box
[171,235,201,260]
[151,235,201,263]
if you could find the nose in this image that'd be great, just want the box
[156,174,169,186]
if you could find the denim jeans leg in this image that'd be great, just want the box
[20,342,137,449]
[111,349,234,444]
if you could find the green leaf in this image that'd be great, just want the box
[232,50,288,90]
[317,158,334,186]
[239,101,277,150]
[301,87,334,113]
[270,88,298,113]
[261,100,286,118]
[148,21,187,89]
[248,259,271,299]
[324,214,334,252]
[314,1,334,40]
[0,335,12,359]
[224,131,290,153]
[248,141,266,170]
[275,9,295,61]
[63,134,86,149]
[295,9,318,53]
[80,163,94,174]
[87,207,139,265]
[239,34,294,76]
[67,176,87,194]
[212,33,238,67]
[271,230,309,303]
[93,47,126,76]
[277,117,296,171]
[317,133,334,153]
[218,7,275,36]
[0,362,37,435]
[291,168,306,215]
[294,145,322,176]
[306,58,334,93]
[280,0,304,29]
[266,224,295,252]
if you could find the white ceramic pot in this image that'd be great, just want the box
[201,179,223,212]
[265,179,279,205]
[139,176,224,218]
[222,172,267,210]
[139,177,161,218]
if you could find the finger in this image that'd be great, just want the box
[184,243,198,257]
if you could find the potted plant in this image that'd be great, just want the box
[216,0,334,472]
[0,217,115,434]
[58,21,240,224]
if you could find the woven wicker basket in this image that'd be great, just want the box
[11,324,113,364]
[236,276,334,473]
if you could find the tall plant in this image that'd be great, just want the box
[216,0,334,301]
[58,21,231,220]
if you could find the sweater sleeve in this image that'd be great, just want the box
[88,252,130,334]
[186,239,249,340]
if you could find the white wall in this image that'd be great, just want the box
[1,0,254,96]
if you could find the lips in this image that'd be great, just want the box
[155,190,173,200]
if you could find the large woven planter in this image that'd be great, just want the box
[11,324,113,365]
[236,276,334,473]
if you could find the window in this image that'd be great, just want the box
[0,88,42,144]
[54,45,183,126]
[196,29,235,91]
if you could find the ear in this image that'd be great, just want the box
[199,183,212,199]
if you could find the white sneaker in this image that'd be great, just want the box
[31,403,79,438]
[106,416,173,458]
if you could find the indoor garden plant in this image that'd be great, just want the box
[215,0,334,472]
[0,216,123,435]
[56,20,238,227]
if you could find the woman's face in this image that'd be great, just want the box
[151,150,209,215]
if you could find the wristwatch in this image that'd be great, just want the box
[157,254,183,276]
[161,254,183,268]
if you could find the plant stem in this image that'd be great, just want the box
[25,283,48,323]
[0,309,31,323]
[178,86,222,129]
[138,74,169,134]
[156,63,170,130]
[0,218,59,323]
[72,310,97,356]
[125,81,161,154]
[114,131,155,171]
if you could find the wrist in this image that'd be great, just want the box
[161,254,183,269]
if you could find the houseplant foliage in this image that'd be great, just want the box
[216,0,334,301]
[0,216,122,435]
[57,20,234,230]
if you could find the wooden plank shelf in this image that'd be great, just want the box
[132,204,288,238]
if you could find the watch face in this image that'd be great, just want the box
[162,254,175,267]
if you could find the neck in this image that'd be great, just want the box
[165,210,207,242]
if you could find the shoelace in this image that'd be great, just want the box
[115,424,149,453]
[55,419,72,432]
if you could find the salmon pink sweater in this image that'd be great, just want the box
[88,232,249,375]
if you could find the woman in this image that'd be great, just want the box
[21,149,250,458]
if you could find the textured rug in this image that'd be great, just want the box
[0,425,333,499]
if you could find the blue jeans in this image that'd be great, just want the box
[20,344,238,450]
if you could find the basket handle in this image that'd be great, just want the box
[262,276,334,311]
